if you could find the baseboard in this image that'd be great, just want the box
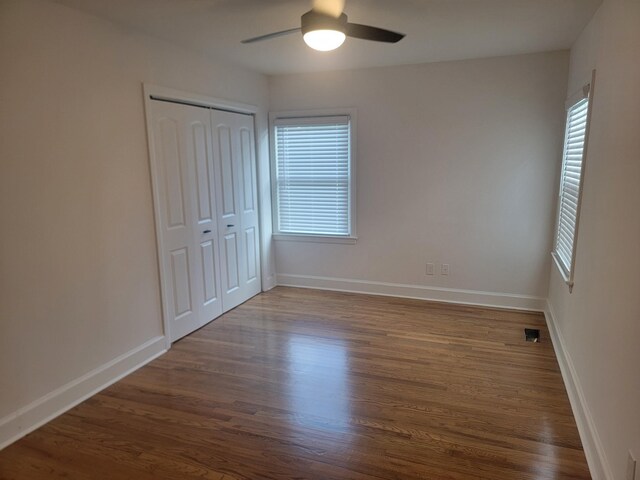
[0,335,166,451]
[262,273,277,292]
[543,301,613,480]
[276,273,546,311]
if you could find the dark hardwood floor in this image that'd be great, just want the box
[0,287,590,479]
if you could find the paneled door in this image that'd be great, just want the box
[210,110,262,312]
[148,100,223,342]
[147,95,262,343]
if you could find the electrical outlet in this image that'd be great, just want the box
[426,263,435,275]
[441,264,450,275]
[628,451,637,480]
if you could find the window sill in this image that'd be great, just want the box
[273,234,357,245]
[551,251,574,292]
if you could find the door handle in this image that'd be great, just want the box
[202,230,211,234]
[227,224,234,228]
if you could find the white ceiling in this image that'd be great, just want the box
[53,0,601,75]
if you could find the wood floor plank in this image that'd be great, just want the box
[0,287,590,479]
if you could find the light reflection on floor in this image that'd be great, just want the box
[286,334,353,435]
[533,416,560,479]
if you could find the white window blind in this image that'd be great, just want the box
[274,116,351,236]
[554,97,590,278]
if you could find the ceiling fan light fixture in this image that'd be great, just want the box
[241,9,405,49]
[303,29,346,51]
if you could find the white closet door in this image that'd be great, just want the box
[210,109,261,311]
[148,100,223,342]
[236,114,262,301]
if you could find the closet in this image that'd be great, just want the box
[146,97,261,342]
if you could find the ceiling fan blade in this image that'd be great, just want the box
[241,27,301,44]
[346,23,405,43]
[312,0,345,18]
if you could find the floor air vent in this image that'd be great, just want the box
[524,328,540,342]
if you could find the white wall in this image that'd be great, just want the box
[269,52,568,304]
[0,0,272,432]
[546,0,640,478]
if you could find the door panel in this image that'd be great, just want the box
[210,110,261,311]
[240,128,255,213]
[223,233,240,292]
[211,110,244,310]
[193,123,213,223]
[237,117,262,298]
[149,98,261,341]
[186,118,223,326]
[200,240,218,304]
[158,119,186,228]
[148,100,223,342]
[170,248,192,318]
[245,227,257,282]
[216,125,236,217]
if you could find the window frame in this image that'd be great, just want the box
[552,71,596,292]
[269,108,357,244]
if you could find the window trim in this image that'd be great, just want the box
[552,70,596,292]
[269,108,357,243]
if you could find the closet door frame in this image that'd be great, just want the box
[143,83,263,349]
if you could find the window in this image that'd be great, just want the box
[270,111,356,242]
[552,77,594,290]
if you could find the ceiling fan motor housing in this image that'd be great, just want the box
[301,11,348,34]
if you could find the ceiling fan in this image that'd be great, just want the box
[241,0,405,52]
